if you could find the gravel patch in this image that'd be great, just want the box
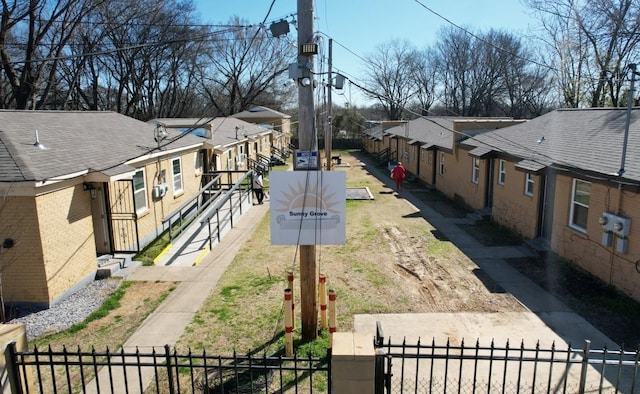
[8,278,122,340]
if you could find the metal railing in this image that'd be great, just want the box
[374,326,640,394]
[161,175,222,242]
[200,170,253,250]
[5,342,330,393]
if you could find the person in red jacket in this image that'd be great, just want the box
[391,162,406,191]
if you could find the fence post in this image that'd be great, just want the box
[374,322,386,394]
[165,344,175,394]
[578,340,591,394]
[331,332,375,393]
[4,342,23,394]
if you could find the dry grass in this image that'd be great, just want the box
[32,281,177,350]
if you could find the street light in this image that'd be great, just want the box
[154,123,168,147]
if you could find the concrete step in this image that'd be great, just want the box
[523,238,550,255]
[96,254,140,279]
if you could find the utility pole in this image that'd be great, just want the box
[325,38,333,170]
[297,0,318,340]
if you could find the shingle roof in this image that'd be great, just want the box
[384,117,458,150]
[231,106,291,120]
[0,110,204,183]
[467,108,640,182]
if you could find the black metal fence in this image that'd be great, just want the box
[6,343,330,393]
[375,334,640,394]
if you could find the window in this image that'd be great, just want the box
[439,152,445,175]
[194,151,203,175]
[524,173,535,196]
[570,179,590,232]
[498,159,506,185]
[472,158,480,184]
[171,157,183,194]
[133,169,147,213]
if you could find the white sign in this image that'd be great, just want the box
[295,150,318,169]
[270,171,346,245]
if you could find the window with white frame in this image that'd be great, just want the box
[472,158,480,184]
[133,169,147,213]
[439,152,445,175]
[570,179,590,232]
[171,157,183,194]
[194,151,203,175]
[428,152,432,165]
[524,173,535,196]
[498,159,506,185]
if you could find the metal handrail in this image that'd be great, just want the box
[160,175,222,241]
[200,170,254,249]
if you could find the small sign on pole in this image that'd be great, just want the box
[294,150,319,170]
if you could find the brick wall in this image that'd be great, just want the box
[36,185,96,303]
[0,196,48,304]
[491,161,540,239]
[551,175,640,301]
[435,150,486,211]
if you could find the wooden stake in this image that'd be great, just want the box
[319,274,327,329]
[328,289,336,347]
[287,270,295,330]
[284,288,294,356]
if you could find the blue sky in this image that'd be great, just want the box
[194,1,538,106]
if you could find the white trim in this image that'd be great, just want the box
[439,152,445,175]
[471,158,480,184]
[133,169,148,214]
[524,173,534,196]
[498,159,506,185]
[126,143,202,165]
[569,178,590,233]
[171,157,183,194]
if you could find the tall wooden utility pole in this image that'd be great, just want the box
[297,0,318,340]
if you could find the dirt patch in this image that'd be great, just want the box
[380,223,523,313]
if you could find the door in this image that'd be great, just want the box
[538,172,556,241]
[108,180,140,252]
[90,182,112,254]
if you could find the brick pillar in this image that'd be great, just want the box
[1,324,31,394]
[331,332,375,393]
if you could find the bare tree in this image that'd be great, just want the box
[432,26,551,118]
[410,48,437,115]
[525,0,640,108]
[200,17,294,116]
[0,0,99,109]
[362,39,419,120]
